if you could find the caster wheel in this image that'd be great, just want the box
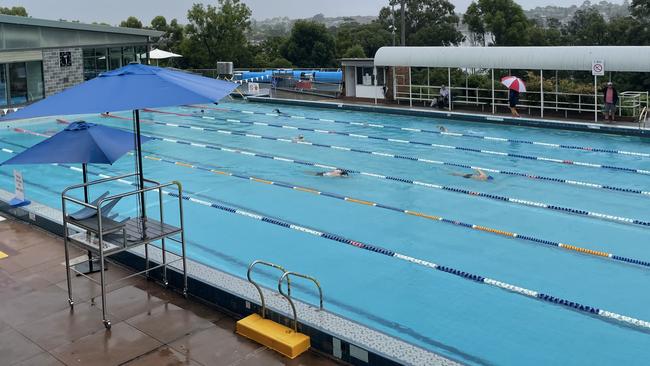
[183,290,188,299]
[68,299,75,308]
[163,280,169,287]
[103,320,111,329]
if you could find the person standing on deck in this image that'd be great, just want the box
[602,82,619,122]
[509,89,520,117]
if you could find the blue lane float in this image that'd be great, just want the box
[102,113,650,199]
[145,108,650,177]
[188,104,650,159]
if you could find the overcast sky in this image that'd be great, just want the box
[1,0,625,25]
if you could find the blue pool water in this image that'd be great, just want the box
[2,101,650,365]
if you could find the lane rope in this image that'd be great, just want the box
[2,144,650,332]
[144,108,650,176]
[4,132,650,270]
[188,104,650,158]
[100,114,650,199]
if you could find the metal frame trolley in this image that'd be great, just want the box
[61,173,187,329]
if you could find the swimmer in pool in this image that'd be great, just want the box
[452,169,493,181]
[315,168,349,177]
[438,126,448,133]
[273,108,288,116]
[292,134,305,143]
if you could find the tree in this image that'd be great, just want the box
[151,16,168,32]
[0,6,28,16]
[462,0,531,46]
[120,16,143,29]
[342,44,366,58]
[563,7,607,45]
[334,21,392,58]
[184,0,252,68]
[282,20,336,67]
[378,0,464,46]
[464,2,486,46]
[631,0,650,18]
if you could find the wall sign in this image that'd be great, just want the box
[592,60,605,76]
[60,51,72,67]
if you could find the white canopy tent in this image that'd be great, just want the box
[141,48,182,65]
[374,46,650,121]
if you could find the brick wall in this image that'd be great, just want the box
[42,48,83,96]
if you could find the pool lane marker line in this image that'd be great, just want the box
[92,118,650,228]
[188,104,650,159]
[2,146,650,332]
[94,117,650,228]
[32,120,650,229]
[100,114,650,197]
[2,137,650,271]
[143,109,650,176]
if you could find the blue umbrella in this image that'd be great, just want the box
[2,120,152,203]
[1,120,152,273]
[1,63,237,218]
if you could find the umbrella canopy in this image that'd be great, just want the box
[501,76,526,92]
[0,63,237,121]
[143,49,183,60]
[1,121,151,166]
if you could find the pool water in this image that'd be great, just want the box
[2,101,650,366]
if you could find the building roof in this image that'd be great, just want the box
[340,58,375,67]
[0,14,163,37]
[374,46,650,72]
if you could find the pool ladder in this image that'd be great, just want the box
[235,259,324,359]
[639,106,648,128]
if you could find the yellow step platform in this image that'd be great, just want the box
[236,313,310,359]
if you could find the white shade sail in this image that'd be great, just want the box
[141,48,182,60]
[374,46,650,72]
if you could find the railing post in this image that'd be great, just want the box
[408,66,412,107]
[491,68,495,114]
[539,70,544,118]
[448,67,452,111]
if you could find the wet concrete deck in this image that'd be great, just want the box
[0,216,340,366]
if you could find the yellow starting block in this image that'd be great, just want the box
[236,313,310,359]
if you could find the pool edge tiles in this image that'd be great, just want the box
[247,97,650,138]
[0,189,461,366]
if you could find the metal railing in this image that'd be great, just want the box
[246,259,323,332]
[395,84,649,118]
[278,271,323,331]
[246,260,291,319]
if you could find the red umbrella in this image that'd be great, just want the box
[501,76,526,92]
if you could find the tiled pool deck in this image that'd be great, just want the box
[0,215,339,366]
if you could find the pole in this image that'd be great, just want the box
[134,109,147,235]
[400,0,406,46]
[408,66,412,107]
[491,68,495,114]
[539,70,544,118]
[594,75,598,123]
[555,70,558,111]
[82,163,95,273]
[373,66,378,105]
[448,67,452,111]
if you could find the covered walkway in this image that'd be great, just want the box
[374,46,650,122]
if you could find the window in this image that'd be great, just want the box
[356,67,375,86]
[109,48,122,70]
[83,48,109,80]
[0,66,7,107]
[26,61,44,102]
[8,63,28,105]
[122,46,135,65]
[0,62,44,107]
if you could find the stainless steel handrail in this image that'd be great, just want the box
[278,271,324,332]
[246,260,291,319]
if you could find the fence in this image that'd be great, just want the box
[395,83,648,119]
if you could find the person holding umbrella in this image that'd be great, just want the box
[501,76,526,117]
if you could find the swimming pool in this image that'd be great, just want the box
[2,100,650,365]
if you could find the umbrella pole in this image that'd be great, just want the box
[78,163,102,274]
[134,110,147,236]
